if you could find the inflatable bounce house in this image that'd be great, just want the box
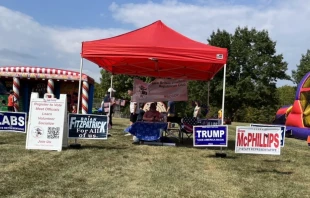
[274,72,310,140]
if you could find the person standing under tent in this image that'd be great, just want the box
[125,89,140,136]
[193,101,202,118]
[167,101,175,128]
[167,101,175,117]
[128,89,139,125]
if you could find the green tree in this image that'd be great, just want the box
[276,85,296,107]
[94,82,104,99]
[206,27,290,121]
[292,49,310,84]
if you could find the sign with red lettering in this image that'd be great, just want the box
[26,93,67,151]
[250,124,285,147]
[235,126,281,155]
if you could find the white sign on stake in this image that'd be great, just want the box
[26,93,68,151]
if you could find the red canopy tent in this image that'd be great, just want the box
[81,20,227,81]
[78,20,228,123]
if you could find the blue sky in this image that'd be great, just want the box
[1,0,119,28]
[1,0,261,28]
[0,0,309,86]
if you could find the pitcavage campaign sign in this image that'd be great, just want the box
[250,124,286,147]
[193,125,228,147]
[68,114,108,139]
[235,126,281,155]
[0,112,27,133]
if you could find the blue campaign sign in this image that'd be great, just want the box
[0,112,27,133]
[250,124,285,147]
[68,114,108,139]
[193,125,228,147]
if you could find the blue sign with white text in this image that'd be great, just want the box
[250,124,285,147]
[193,125,228,147]
[68,114,108,139]
[0,111,27,133]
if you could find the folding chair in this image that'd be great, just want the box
[180,117,198,143]
[165,117,182,142]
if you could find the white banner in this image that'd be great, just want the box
[235,126,281,155]
[132,78,188,102]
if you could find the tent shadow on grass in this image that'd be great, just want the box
[263,159,293,163]
[205,154,238,159]
[67,145,130,150]
[256,169,294,175]
[176,138,236,151]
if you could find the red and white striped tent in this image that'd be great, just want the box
[0,66,94,114]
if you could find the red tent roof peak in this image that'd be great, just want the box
[83,20,223,51]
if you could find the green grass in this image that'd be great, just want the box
[0,118,310,198]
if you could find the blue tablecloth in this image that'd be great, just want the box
[126,121,168,141]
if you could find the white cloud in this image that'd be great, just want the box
[0,6,128,83]
[109,0,310,86]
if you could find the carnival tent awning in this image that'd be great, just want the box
[81,20,228,81]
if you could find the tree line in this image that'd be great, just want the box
[94,26,310,123]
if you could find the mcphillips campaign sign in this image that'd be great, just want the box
[0,112,27,133]
[193,125,228,147]
[235,126,281,155]
[68,114,108,139]
[250,124,285,147]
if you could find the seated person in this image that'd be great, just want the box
[132,103,164,144]
[143,103,162,122]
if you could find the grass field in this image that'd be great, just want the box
[0,118,309,198]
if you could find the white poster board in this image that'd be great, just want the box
[26,93,67,151]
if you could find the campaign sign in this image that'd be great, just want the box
[26,93,67,151]
[200,119,222,125]
[235,126,281,155]
[68,114,108,139]
[250,124,285,147]
[193,125,228,147]
[0,112,27,133]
